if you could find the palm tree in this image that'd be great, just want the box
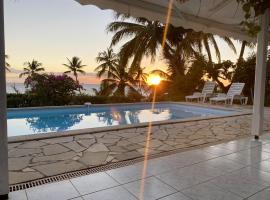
[100,62,137,96]
[130,66,149,95]
[185,31,236,63]
[107,15,236,78]
[5,55,10,71]
[63,57,86,84]
[19,59,44,78]
[238,40,254,61]
[95,48,118,78]
[107,15,191,70]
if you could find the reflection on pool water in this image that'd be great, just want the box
[7,103,235,137]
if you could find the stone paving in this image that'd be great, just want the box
[8,111,270,185]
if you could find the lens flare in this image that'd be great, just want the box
[148,75,161,86]
[139,86,157,200]
[162,0,174,48]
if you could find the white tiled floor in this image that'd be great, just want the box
[8,133,270,200]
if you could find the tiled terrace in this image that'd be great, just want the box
[8,133,270,200]
[8,106,270,185]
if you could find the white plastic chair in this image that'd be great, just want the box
[185,81,216,103]
[210,83,245,105]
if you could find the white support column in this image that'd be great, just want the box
[251,9,270,139]
[0,0,9,199]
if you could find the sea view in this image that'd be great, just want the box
[6,83,100,95]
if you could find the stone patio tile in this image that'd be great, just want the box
[32,151,77,163]
[8,143,22,150]
[119,141,136,149]
[9,148,42,158]
[61,141,86,153]
[18,141,47,149]
[139,139,164,148]
[113,151,141,161]
[136,148,161,155]
[22,168,36,172]
[86,143,109,152]
[43,144,70,155]
[9,171,44,184]
[41,136,74,144]
[74,134,94,140]
[79,151,108,166]
[97,138,120,144]
[9,156,32,171]
[32,161,85,176]
[127,135,146,143]
[103,133,122,139]
[77,138,96,148]
[157,144,175,151]
[124,143,143,151]
[108,145,127,152]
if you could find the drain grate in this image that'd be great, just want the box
[9,158,140,192]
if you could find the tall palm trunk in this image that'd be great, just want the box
[74,74,81,93]
[238,41,247,61]
[204,42,212,63]
[118,82,125,96]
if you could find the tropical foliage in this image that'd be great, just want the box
[63,57,86,84]
[95,48,118,78]
[25,74,82,106]
[19,60,44,78]
[95,47,148,98]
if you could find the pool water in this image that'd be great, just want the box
[7,103,235,136]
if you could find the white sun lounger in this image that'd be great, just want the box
[210,83,246,105]
[185,81,216,103]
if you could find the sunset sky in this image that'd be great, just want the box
[4,0,254,84]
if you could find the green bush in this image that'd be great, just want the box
[7,93,143,108]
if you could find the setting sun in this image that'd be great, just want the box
[147,74,161,86]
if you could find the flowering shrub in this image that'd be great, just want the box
[25,73,82,105]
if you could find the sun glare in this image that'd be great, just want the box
[148,75,161,86]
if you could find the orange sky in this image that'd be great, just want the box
[4,0,254,84]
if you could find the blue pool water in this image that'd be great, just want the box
[7,103,235,137]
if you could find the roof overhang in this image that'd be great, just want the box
[75,0,256,41]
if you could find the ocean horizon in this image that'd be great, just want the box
[6,83,100,95]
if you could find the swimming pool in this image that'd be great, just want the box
[7,103,236,137]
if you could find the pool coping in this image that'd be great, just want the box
[8,101,252,143]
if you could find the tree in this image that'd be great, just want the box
[19,59,44,78]
[186,32,236,64]
[99,61,138,96]
[63,57,86,84]
[238,40,254,61]
[107,15,236,87]
[107,15,191,71]
[25,74,82,106]
[95,48,118,78]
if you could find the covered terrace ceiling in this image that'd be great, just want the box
[75,0,256,41]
